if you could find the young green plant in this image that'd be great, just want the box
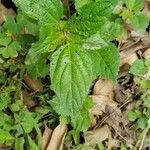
[12,0,149,143]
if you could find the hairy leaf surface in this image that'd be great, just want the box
[79,0,117,18]
[12,0,63,24]
[88,44,120,81]
[25,24,65,78]
[75,0,91,11]
[50,44,93,118]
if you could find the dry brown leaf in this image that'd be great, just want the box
[84,124,110,145]
[46,123,67,150]
[90,79,116,116]
[143,1,150,18]
[121,53,138,65]
[24,74,43,92]
[114,85,132,104]
[118,63,130,77]
[42,125,52,150]
[91,95,118,116]
[105,105,131,140]
[120,43,143,59]
[93,79,114,97]
[22,91,37,108]
[107,139,121,149]
[91,79,131,142]
[91,95,107,115]
[0,4,15,24]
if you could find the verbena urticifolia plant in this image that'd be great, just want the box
[12,0,149,143]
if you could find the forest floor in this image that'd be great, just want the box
[0,1,150,150]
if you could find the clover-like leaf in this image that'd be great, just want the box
[0,41,21,58]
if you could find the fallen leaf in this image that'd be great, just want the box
[104,104,132,144]
[22,91,37,108]
[84,124,110,145]
[91,95,107,115]
[118,63,130,78]
[90,79,115,116]
[107,139,120,149]
[24,74,43,92]
[46,123,67,150]
[91,79,131,142]
[114,84,132,104]
[93,79,114,98]
[121,53,138,65]
[42,124,52,150]
[120,43,143,60]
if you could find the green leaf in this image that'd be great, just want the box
[16,13,38,35]
[137,117,148,129]
[139,80,150,89]
[50,44,93,119]
[27,135,39,150]
[19,110,37,133]
[0,91,11,111]
[145,58,150,67]
[120,9,132,20]
[125,0,144,11]
[120,143,127,150]
[15,137,25,150]
[0,36,11,46]
[88,44,120,81]
[0,129,14,144]
[69,16,123,42]
[129,12,149,32]
[130,59,148,76]
[73,97,94,132]
[73,97,94,144]
[0,112,13,130]
[83,32,108,50]
[143,97,150,108]
[75,0,91,11]
[12,0,64,25]
[3,16,19,34]
[0,41,21,58]
[147,118,150,128]
[128,109,141,122]
[69,17,107,37]
[25,45,49,78]
[25,23,66,78]
[145,109,150,118]
[79,0,117,18]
